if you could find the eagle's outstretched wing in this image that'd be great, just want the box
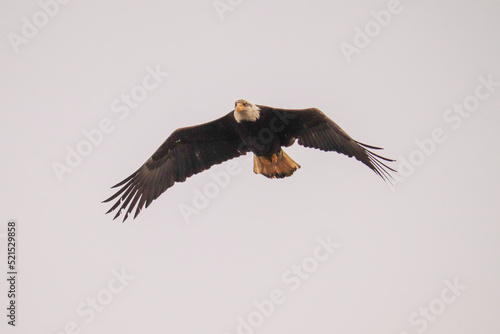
[265,106,395,182]
[103,112,246,221]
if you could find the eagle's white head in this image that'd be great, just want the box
[234,99,260,123]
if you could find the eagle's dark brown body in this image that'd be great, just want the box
[104,102,394,221]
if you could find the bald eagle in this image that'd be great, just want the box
[104,99,395,221]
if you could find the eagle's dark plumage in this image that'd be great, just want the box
[103,100,395,221]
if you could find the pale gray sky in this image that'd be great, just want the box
[1,1,500,333]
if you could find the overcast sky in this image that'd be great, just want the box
[1,0,500,333]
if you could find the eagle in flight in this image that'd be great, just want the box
[104,100,395,221]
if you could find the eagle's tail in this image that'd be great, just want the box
[253,149,301,179]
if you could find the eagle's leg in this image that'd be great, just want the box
[258,155,273,166]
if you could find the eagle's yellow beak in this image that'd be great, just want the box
[236,103,244,113]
